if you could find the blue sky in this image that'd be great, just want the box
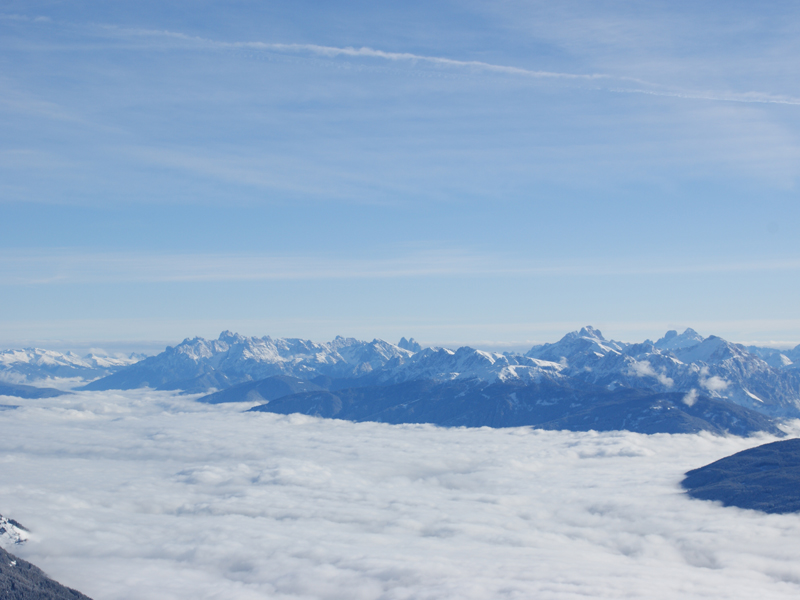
[2,1,800,352]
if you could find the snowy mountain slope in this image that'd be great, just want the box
[0,348,140,385]
[193,345,567,404]
[84,332,414,393]
[654,328,704,352]
[366,346,565,385]
[787,344,800,364]
[0,515,28,546]
[745,345,794,368]
[555,330,800,418]
[82,337,232,392]
[525,326,629,369]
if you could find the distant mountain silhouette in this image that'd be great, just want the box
[0,382,66,399]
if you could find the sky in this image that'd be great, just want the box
[2,1,800,352]
[1,389,799,599]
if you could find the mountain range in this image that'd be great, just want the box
[40,326,795,435]
[3,327,799,435]
[0,348,141,385]
[81,332,415,393]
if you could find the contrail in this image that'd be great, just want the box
[110,26,800,107]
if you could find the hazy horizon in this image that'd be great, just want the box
[2,324,799,359]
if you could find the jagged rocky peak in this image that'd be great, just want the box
[329,335,360,349]
[577,325,605,340]
[655,328,704,351]
[525,325,628,363]
[558,326,604,342]
[398,337,422,353]
[218,330,246,344]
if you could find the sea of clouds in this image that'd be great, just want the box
[1,389,800,599]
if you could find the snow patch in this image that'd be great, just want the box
[744,389,764,403]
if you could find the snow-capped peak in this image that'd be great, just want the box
[218,330,246,344]
[0,515,28,545]
[525,326,628,367]
[397,337,422,353]
[654,328,704,352]
[578,326,605,340]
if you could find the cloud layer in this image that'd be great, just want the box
[0,390,799,599]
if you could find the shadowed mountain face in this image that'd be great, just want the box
[0,545,93,600]
[198,375,326,404]
[682,439,800,513]
[0,383,67,399]
[248,379,783,436]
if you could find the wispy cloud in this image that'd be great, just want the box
[612,87,800,107]
[111,26,621,82]
[699,366,730,393]
[0,248,502,284]
[628,359,674,387]
[103,26,800,108]
[0,81,85,123]
[3,249,800,285]
[16,17,800,107]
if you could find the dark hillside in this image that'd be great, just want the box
[682,438,800,513]
[0,545,93,600]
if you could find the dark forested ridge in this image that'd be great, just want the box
[682,438,800,513]
[248,378,784,436]
[0,383,66,399]
[0,545,93,600]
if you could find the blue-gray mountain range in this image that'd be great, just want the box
[67,327,800,435]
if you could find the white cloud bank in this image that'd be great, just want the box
[0,390,799,599]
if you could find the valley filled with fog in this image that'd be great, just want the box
[1,389,800,599]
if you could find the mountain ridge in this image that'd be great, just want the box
[6,326,800,434]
